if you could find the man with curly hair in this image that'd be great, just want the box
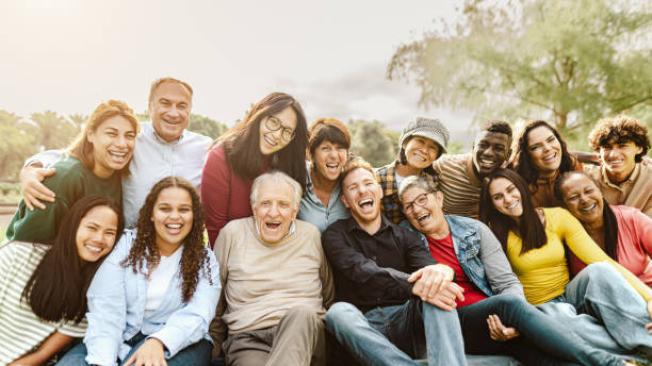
[585,115,652,217]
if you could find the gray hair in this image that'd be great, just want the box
[250,170,303,209]
[398,175,439,202]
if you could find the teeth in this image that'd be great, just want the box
[84,244,102,253]
[417,213,430,222]
[166,224,181,229]
[580,202,597,213]
[506,201,519,209]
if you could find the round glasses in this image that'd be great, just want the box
[264,116,295,142]
[402,193,430,215]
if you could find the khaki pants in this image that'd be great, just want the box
[223,306,326,366]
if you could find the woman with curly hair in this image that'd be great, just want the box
[1,196,122,365]
[510,120,581,208]
[480,168,652,357]
[57,176,220,366]
[584,115,652,217]
[6,99,138,245]
[201,92,309,246]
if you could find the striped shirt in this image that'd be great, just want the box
[432,153,483,219]
[0,241,86,365]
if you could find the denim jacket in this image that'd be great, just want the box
[84,230,221,366]
[404,215,523,298]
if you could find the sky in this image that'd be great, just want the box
[0,0,474,137]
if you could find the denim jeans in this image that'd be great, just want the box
[459,293,623,366]
[537,262,652,355]
[325,298,467,366]
[55,333,212,366]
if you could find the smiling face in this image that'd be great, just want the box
[488,177,523,219]
[312,140,348,182]
[599,141,642,182]
[259,106,298,155]
[151,187,194,251]
[253,182,298,244]
[403,136,441,169]
[149,81,192,142]
[560,174,604,225]
[401,186,446,237]
[473,131,511,177]
[75,205,119,262]
[87,115,137,178]
[526,126,562,175]
[341,168,383,225]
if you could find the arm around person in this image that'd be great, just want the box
[201,145,233,246]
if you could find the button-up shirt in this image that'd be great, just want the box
[122,123,211,226]
[298,163,350,233]
[322,215,435,311]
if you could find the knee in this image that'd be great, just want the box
[493,293,529,309]
[582,262,619,283]
[325,302,363,326]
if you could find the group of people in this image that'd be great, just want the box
[0,76,651,366]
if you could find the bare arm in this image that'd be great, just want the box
[19,164,56,210]
[9,331,74,366]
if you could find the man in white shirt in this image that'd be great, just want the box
[19,77,211,227]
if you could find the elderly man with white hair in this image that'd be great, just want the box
[211,170,334,366]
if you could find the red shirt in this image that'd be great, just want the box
[201,145,254,247]
[427,234,487,307]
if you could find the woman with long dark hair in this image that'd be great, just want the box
[57,176,219,366]
[6,99,138,244]
[201,92,309,246]
[0,196,123,365]
[510,120,581,207]
[480,168,652,355]
[555,170,652,286]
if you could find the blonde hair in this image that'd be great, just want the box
[68,100,140,175]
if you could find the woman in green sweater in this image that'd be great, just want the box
[6,99,139,244]
[479,168,652,356]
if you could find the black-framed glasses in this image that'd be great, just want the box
[402,193,430,214]
[264,116,295,142]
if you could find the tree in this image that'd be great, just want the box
[0,110,38,181]
[30,111,79,150]
[348,120,398,167]
[188,114,228,140]
[388,0,652,135]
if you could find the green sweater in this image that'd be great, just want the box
[6,156,122,244]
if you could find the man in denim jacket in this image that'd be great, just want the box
[398,175,628,366]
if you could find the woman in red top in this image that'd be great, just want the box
[556,170,652,286]
[201,92,308,246]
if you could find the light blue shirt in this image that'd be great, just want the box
[27,122,212,227]
[84,230,221,366]
[298,164,350,233]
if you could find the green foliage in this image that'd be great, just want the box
[0,110,39,181]
[348,119,399,167]
[188,114,228,140]
[31,111,80,150]
[388,0,652,133]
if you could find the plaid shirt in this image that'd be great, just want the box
[375,161,437,224]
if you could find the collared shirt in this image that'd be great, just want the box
[84,230,220,365]
[375,161,436,224]
[122,122,211,227]
[322,215,435,311]
[585,161,652,217]
[298,163,350,233]
[26,122,212,228]
[433,153,483,219]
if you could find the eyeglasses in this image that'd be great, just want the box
[402,193,430,214]
[264,116,295,142]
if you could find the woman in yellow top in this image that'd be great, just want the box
[479,168,652,356]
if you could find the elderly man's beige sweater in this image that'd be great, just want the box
[214,217,334,334]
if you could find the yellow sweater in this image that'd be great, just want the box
[506,207,652,304]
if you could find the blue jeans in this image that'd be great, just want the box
[459,293,622,366]
[325,298,466,366]
[537,262,652,355]
[56,333,212,366]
